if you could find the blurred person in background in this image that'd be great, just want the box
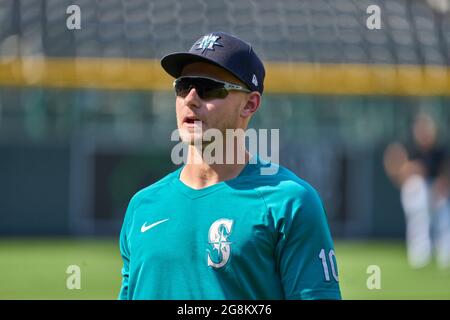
[384,113,450,269]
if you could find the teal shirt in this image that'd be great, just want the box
[118,156,341,300]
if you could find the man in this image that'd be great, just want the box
[118,31,341,299]
[384,113,450,269]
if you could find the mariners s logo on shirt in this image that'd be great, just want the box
[207,218,234,269]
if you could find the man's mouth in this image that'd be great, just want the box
[183,116,204,126]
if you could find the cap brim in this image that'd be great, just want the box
[161,52,242,83]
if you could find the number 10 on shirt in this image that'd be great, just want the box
[319,249,339,282]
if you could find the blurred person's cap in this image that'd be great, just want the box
[161,31,265,94]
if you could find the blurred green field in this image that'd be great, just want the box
[0,238,449,300]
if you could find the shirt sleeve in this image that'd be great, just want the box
[275,183,342,300]
[118,196,136,300]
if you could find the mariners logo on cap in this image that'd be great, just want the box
[195,34,223,53]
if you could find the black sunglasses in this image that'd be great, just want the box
[173,76,251,100]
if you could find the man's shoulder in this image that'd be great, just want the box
[240,159,327,223]
[239,158,320,202]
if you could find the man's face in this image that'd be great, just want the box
[413,114,437,150]
[175,62,250,145]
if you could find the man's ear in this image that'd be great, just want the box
[240,92,261,118]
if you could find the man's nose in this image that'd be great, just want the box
[184,87,201,108]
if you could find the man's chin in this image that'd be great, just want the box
[180,134,203,146]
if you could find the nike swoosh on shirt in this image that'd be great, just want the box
[141,219,170,233]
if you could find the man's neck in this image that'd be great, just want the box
[180,147,250,190]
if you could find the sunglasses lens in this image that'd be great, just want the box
[174,79,192,97]
[174,78,228,100]
[202,87,228,100]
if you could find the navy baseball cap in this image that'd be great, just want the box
[161,31,265,94]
